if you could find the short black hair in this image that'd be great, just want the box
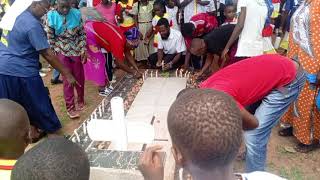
[168,89,242,170]
[225,4,236,11]
[181,23,195,37]
[157,18,170,28]
[11,137,90,180]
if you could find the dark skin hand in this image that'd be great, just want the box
[240,108,259,130]
[138,145,164,180]
[163,53,182,71]
[221,7,246,64]
[40,49,78,87]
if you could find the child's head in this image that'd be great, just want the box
[153,1,166,17]
[0,99,30,159]
[11,137,90,180]
[57,0,71,15]
[70,0,79,8]
[168,89,242,172]
[181,23,195,38]
[165,0,176,8]
[224,4,236,20]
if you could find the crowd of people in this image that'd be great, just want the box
[0,0,320,179]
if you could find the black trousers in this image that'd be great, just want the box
[148,53,184,69]
[104,52,113,81]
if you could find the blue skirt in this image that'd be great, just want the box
[0,74,62,133]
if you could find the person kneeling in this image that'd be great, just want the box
[148,18,186,71]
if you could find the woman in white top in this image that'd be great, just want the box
[221,0,268,59]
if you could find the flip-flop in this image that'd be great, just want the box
[278,127,293,137]
[295,142,320,153]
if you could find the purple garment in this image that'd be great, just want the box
[83,21,108,86]
[58,54,85,112]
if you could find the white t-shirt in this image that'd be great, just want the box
[239,171,287,180]
[165,6,180,30]
[235,0,268,57]
[181,0,207,23]
[157,28,186,54]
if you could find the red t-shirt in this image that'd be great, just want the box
[92,22,126,61]
[190,13,218,38]
[200,54,297,109]
[185,13,218,48]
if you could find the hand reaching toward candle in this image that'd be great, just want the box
[138,145,164,180]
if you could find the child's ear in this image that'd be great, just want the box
[171,145,184,167]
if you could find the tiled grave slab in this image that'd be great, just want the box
[69,71,191,180]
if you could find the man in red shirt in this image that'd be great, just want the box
[181,13,218,70]
[200,54,306,172]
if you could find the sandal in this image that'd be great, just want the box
[278,127,293,137]
[295,142,320,153]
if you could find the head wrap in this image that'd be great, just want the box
[125,27,140,48]
[0,0,43,31]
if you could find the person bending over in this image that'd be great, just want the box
[199,54,306,172]
[189,24,235,78]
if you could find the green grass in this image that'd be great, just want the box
[56,95,69,126]
[279,167,304,180]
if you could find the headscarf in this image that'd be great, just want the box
[125,27,140,48]
[0,0,42,31]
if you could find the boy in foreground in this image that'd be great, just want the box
[138,89,286,180]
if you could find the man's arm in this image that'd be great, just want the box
[183,50,192,69]
[40,49,77,86]
[195,53,213,77]
[239,108,259,130]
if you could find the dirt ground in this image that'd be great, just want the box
[41,69,320,180]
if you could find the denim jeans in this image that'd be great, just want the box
[244,66,306,172]
[52,69,60,81]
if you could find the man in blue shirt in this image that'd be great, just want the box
[0,0,77,140]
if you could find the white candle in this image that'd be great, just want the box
[176,69,178,77]
[144,70,148,79]
[156,70,158,78]
[83,122,87,135]
[111,97,128,150]
[180,69,183,78]
[74,129,81,143]
[99,106,102,117]
[151,71,153,78]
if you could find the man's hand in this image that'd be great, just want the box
[81,52,87,64]
[156,60,163,68]
[134,70,143,79]
[194,71,204,79]
[138,145,164,180]
[221,48,229,65]
[163,62,172,71]
[66,74,79,87]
